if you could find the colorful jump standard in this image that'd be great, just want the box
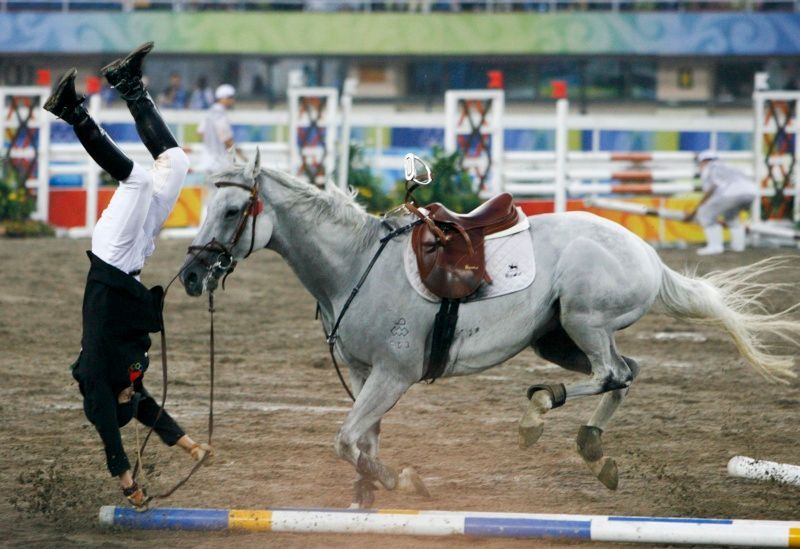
[99,506,800,546]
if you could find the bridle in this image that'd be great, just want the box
[186,177,265,281]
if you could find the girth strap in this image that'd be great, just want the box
[421,298,460,382]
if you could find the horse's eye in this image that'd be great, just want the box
[225,208,240,219]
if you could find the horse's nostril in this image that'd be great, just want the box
[185,271,199,291]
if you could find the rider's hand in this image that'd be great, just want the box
[117,386,134,404]
[190,442,214,465]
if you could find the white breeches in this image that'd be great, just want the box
[92,147,190,275]
[695,193,754,228]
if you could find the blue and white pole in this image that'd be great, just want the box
[99,506,800,546]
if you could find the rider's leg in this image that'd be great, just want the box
[102,42,179,160]
[44,69,133,181]
[101,43,189,242]
[45,69,152,272]
[142,148,190,241]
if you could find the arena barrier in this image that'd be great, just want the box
[728,456,800,487]
[99,505,800,546]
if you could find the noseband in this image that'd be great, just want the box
[187,178,264,278]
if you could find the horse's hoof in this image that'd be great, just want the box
[353,478,377,509]
[588,457,619,491]
[518,414,545,449]
[398,467,431,499]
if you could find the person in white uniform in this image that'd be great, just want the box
[197,84,245,215]
[198,83,245,174]
[685,150,757,255]
[45,42,211,510]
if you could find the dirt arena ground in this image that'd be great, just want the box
[1,237,799,548]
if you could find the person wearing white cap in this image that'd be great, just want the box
[197,84,246,216]
[685,150,757,255]
[198,83,245,175]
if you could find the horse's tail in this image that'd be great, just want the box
[655,256,800,384]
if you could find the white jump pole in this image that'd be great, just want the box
[99,505,800,546]
[728,456,800,487]
[584,197,686,221]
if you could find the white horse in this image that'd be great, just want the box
[181,152,799,507]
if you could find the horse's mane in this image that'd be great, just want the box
[210,166,383,250]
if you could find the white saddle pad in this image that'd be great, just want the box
[404,209,536,303]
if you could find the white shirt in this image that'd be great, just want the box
[198,103,234,174]
[701,161,756,200]
[92,149,189,277]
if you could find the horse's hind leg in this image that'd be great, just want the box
[520,323,590,448]
[577,356,640,490]
[521,318,637,488]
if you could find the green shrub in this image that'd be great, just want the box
[0,169,36,221]
[345,143,483,215]
[347,144,393,213]
[1,161,54,237]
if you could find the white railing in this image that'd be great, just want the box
[30,91,763,238]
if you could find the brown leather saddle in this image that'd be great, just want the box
[411,192,520,300]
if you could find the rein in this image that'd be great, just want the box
[131,240,219,503]
[323,218,423,402]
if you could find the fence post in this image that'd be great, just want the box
[85,93,102,232]
[337,78,358,190]
[554,97,568,214]
[36,89,51,223]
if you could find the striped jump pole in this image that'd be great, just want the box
[99,506,800,546]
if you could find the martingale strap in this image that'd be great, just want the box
[323,218,424,401]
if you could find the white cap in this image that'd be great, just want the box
[697,149,718,163]
[215,84,236,100]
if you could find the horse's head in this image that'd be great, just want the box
[181,149,274,296]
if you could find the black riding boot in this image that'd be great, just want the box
[44,68,134,182]
[101,41,178,159]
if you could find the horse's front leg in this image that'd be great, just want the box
[348,372,380,508]
[334,367,411,503]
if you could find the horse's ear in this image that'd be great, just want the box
[245,147,261,181]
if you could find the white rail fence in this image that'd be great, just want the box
[6,85,789,240]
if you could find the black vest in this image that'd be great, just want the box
[73,252,164,395]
